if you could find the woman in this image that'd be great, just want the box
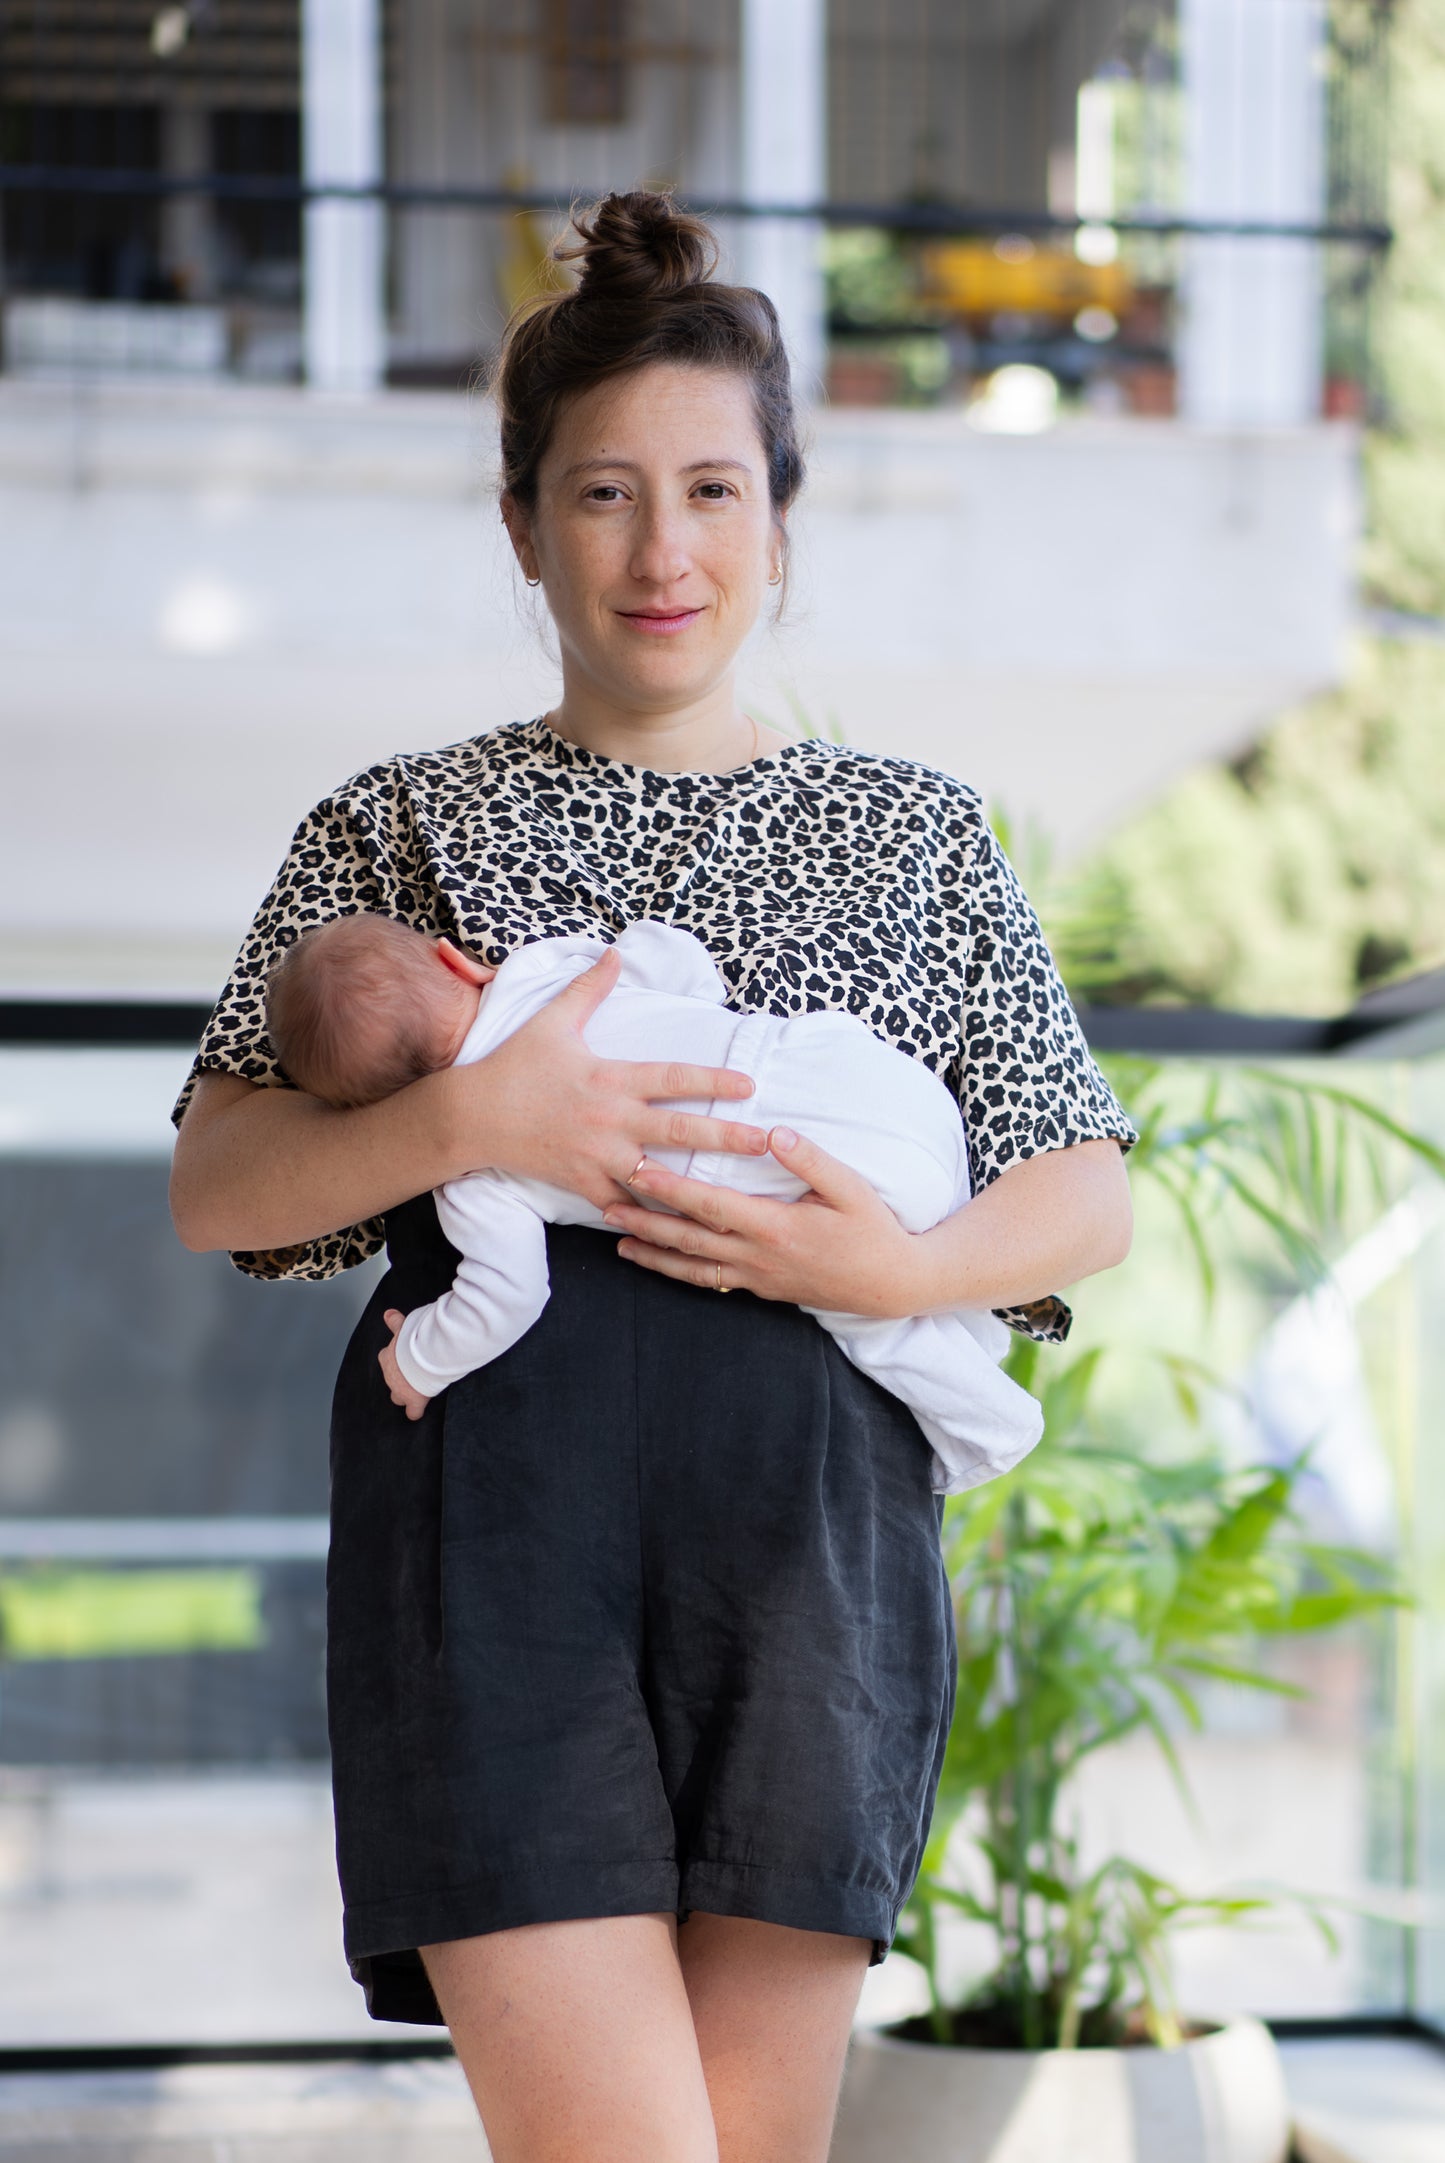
[170,192,1135,2163]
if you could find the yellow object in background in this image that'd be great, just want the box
[920,240,1132,322]
[497,168,572,319]
[0,1568,264,1659]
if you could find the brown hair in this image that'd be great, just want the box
[493,189,805,528]
[265,913,460,1110]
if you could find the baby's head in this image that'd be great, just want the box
[265,912,494,1109]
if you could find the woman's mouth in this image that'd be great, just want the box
[618,607,703,636]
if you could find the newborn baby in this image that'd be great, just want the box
[265,912,1043,1494]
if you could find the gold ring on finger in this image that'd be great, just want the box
[625,1156,648,1187]
[716,1262,729,1294]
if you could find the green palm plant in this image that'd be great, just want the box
[890,865,1443,2047]
[897,1373,1399,2048]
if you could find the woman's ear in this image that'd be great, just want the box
[769,509,790,603]
[501,492,539,585]
[436,937,496,988]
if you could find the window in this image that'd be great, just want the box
[545,0,629,126]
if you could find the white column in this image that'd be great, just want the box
[1178,0,1327,430]
[739,0,827,400]
[160,105,217,301]
[303,0,386,394]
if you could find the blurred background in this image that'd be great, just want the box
[0,2,1443,2146]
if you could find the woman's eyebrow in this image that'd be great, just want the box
[562,456,755,478]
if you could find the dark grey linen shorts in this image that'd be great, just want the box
[328,1195,959,2026]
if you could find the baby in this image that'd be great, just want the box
[265,913,1043,1494]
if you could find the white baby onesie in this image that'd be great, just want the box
[393,921,1044,1494]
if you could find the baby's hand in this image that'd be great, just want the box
[379,1308,431,1422]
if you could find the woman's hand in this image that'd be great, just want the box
[599,1125,930,1318]
[170,945,771,1259]
[453,945,771,1210]
[602,1131,1134,1318]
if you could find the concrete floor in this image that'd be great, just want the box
[0,2057,488,2162]
[0,2039,1441,2161]
[1282,2038,1445,2163]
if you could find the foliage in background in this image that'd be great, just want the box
[892,1049,1439,2050]
[1061,641,1445,1014]
[1075,0,1445,1018]
[0,1568,264,1658]
[822,229,952,405]
[899,1423,1395,2049]
[1364,0,1445,618]
[824,229,920,331]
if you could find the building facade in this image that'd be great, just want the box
[0,0,1386,994]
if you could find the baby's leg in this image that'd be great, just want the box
[809,1307,1043,1495]
[394,1174,551,1398]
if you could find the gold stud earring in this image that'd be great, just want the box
[768,563,783,586]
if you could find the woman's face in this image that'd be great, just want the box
[507,361,782,716]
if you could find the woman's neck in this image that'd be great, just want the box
[544,676,779,773]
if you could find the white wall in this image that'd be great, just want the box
[0,381,1358,995]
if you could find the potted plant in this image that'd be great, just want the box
[833,1054,1435,2163]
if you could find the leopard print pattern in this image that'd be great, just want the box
[173,717,1136,1341]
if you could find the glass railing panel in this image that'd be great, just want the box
[0,1045,405,2043]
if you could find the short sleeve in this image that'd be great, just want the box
[170,790,399,1284]
[952,819,1138,1344]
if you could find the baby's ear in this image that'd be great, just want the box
[435,937,497,987]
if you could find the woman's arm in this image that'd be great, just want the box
[903,1137,1132,1312]
[171,1066,467,1255]
[171,947,768,1256]
[598,1128,1132,1319]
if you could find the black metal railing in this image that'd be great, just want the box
[6,976,1440,1057]
[0,0,1395,406]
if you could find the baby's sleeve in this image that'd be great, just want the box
[170,785,405,1283]
[949,814,1138,1344]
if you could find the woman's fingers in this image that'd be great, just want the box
[615,1238,742,1294]
[640,1110,770,1161]
[605,1201,735,1261]
[609,1160,768,1236]
[766,1126,871,1206]
[620,1057,757,1105]
[478,952,769,1204]
[610,1127,869,1232]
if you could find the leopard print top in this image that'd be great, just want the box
[172,716,1136,1341]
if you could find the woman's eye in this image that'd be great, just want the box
[695,482,733,500]
[586,485,623,502]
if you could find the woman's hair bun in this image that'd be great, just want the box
[559,190,718,303]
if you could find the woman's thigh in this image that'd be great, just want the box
[420,1912,869,2163]
[421,1914,718,2163]
[678,1915,871,2163]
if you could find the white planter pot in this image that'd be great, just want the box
[832,2015,1291,2163]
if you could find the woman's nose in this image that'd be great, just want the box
[628,507,691,588]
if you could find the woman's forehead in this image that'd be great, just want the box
[546,364,762,469]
